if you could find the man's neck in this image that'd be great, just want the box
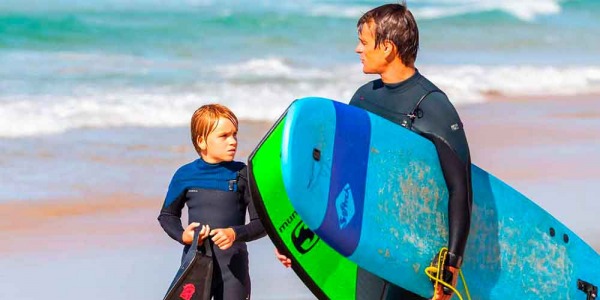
[380,63,416,84]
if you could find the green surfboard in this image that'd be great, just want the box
[248,112,359,299]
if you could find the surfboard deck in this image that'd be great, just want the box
[280,97,600,299]
[248,112,361,300]
[249,112,427,300]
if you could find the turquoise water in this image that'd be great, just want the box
[1,0,599,137]
[1,0,598,65]
[1,3,598,299]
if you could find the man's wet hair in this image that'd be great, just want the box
[357,3,419,67]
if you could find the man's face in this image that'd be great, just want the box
[355,21,388,74]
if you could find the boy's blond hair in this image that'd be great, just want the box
[191,104,238,155]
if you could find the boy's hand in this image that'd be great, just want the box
[210,228,236,250]
[275,248,292,268]
[182,223,210,245]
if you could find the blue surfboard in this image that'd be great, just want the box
[280,97,600,299]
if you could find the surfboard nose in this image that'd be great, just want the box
[282,97,373,257]
[281,97,336,230]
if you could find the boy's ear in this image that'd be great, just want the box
[197,136,207,151]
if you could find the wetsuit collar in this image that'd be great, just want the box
[383,68,421,91]
[196,157,229,168]
[195,157,242,173]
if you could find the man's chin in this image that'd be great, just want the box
[362,68,376,74]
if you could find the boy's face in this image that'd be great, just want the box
[199,117,238,163]
[355,21,388,74]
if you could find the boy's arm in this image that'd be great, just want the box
[157,179,188,245]
[231,167,266,242]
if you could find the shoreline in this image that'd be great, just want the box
[1,92,598,300]
[0,194,161,254]
[1,93,599,255]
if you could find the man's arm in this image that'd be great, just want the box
[414,94,473,267]
[421,132,472,265]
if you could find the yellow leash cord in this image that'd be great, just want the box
[424,248,472,300]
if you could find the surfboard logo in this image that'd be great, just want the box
[278,211,298,233]
[292,221,320,254]
[335,184,355,229]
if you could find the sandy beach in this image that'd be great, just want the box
[2,0,599,298]
[462,94,600,250]
[1,93,599,299]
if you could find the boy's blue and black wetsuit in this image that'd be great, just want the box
[349,70,473,300]
[158,159,266,300]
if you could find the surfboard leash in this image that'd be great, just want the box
[424,247,472,300]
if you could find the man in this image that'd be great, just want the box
[350,3,472,300]
[277,3,472,299]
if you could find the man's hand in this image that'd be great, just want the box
[427,248,462,300]
[210,228,236,250]
[275,248,292,268]
[182,223,210,245]
[431,265,459,300]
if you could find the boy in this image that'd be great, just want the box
[159,104,266,300]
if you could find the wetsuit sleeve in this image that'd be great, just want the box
[232,167,266,242]
[157,180,187,245]
[415,94,473,268]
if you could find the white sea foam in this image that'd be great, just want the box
[1,61,599,138]
[308,0,564,21]
[218,58,333,81]
[308,4,372,18]
[0,0,567,21]
[421,64,600,101]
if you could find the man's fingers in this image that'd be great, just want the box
[275,248,289,261]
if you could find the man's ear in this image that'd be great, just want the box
[383,40,397,59]
[197,135,207,151]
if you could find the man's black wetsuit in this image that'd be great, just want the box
[349,70,473,299]
[158,158,266,300]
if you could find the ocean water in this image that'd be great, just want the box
[1,0,599,138]
[1,2,599,299]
